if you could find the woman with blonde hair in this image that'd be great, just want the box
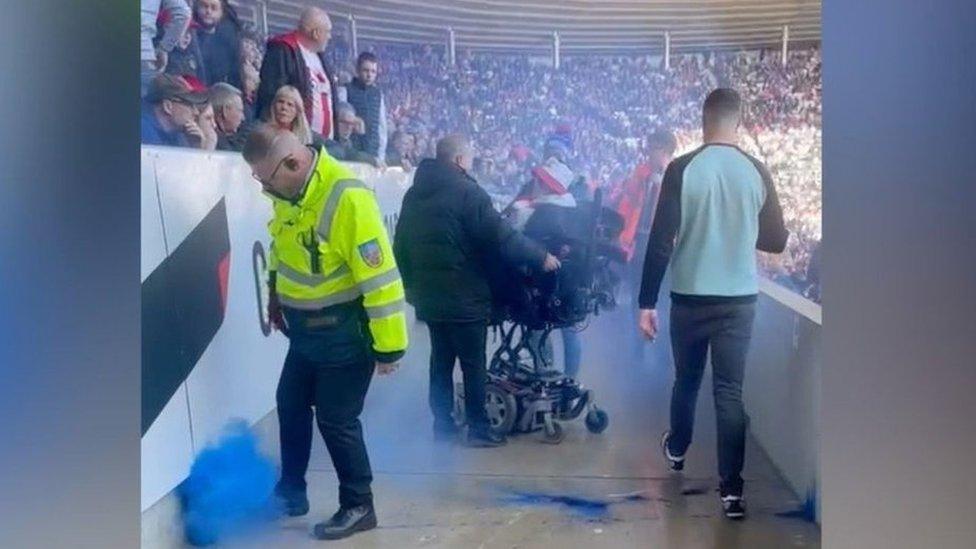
[264,85,324,146]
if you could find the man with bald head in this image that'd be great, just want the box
[244,124,408,539]
[256,6,338,139]
[394,134,560,447]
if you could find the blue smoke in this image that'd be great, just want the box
[179,420,279,546]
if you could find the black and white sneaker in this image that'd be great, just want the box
[721,494,746,520]
[660,431,685,472]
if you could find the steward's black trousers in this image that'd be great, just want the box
[276,305,375,509]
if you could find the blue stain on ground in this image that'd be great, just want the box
[499,489,652,519]
[179,420,279,546]
[775,489,818,523]
[502,491,611,518]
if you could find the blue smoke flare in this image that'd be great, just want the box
[179,420,279,546]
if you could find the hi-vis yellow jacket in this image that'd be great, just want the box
[266,148,407,359]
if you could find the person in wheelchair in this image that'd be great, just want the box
[485,154,626,443]
[502,133,586,378]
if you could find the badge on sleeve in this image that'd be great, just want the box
[358,238,383,268]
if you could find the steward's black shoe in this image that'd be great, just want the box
[274,484,309,517]
[466,429,507,447]
[313,504,378,540]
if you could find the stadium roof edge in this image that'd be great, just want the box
[230,0,821,53]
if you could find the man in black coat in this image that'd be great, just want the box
[394,134,561,447]
[255,7,338,138]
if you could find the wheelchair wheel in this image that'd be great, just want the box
[585,408,609,434]
[541,417,565,444]
[484,384,517,436]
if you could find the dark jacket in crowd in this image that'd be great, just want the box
[394,158,547,323]
[215,120,255,152]
[325,136,376,165]
[256,31,338,130]
[163,37,205,81]
[194,20,242,88]
[385,150,416,170]
[310,132,329,150]
[345,77,383,157]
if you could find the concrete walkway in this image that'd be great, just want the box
[220,296,820,548]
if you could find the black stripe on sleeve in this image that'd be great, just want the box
[746,155,790,253]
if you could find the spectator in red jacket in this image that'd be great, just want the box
[615,129,677,265]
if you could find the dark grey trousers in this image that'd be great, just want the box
[667,299,756,496]
[427,321,490,433]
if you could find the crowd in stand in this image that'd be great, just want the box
[140,2,821,302]
[357,43,822,300]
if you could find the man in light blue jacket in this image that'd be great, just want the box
[638,88,789,521]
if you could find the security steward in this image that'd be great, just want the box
[242,124,407,540]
